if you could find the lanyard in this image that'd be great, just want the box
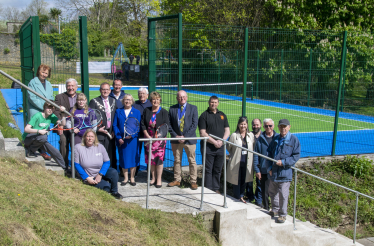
[151,107,162,122]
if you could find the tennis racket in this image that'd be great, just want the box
[145,123,168,146]
[77,109,112,139]
[123,117,140,139]
[50,116,81,131]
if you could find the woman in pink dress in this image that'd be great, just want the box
[141,91,169,188]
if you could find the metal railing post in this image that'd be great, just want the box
[71,118,75,179]
[293,169,297,230]
[200,138,207,211]
[223,141,227,208]
[146,139,152,209]
[354,193,359,244]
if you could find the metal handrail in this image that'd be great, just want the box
[209,134,374,244]
[139,137,209,210]
[0,70,76,178]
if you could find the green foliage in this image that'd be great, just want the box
[340,155,374,178]
[40,28,79,60]
[14,39,20,45]
[3,48,10,54]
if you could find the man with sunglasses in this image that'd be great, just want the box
[253,118,279,210]
[267,119,300,223]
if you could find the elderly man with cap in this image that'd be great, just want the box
[267,119,300,223]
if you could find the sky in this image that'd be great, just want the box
[0,0,57,11]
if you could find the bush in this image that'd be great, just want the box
[40,28,79,60]
[14,39,19,45]
[4,48,10,54]
[340,155,374,178]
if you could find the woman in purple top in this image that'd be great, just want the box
[67,93,93,144]
[74,129,123,199]
[141,91,169,188]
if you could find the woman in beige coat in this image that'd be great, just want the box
[227,117,255,203]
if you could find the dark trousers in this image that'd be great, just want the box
[93,168,119,194]
[98,132,117,170]
[59,131,73,166]
[233,165,247,199]
[24,134,66,169]
[246,176,262,204]
[260,173,270,210]
[203,144,225,191]
[135,141,143,176]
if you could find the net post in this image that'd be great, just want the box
[242,28,248,116]
[178,13,182,91]
[79,16,90,101]
[332,30,348,156]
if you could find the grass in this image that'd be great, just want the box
[0,157,218,245]
[287,156,374,239]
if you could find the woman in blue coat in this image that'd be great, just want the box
[27,64,55,122]
[113,94,141,186]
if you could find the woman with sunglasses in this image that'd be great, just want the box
[227,116,255,203]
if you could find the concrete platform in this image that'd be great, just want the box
[358,238,374,246]
[4,138,25,161]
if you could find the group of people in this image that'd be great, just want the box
[23,64,301,222]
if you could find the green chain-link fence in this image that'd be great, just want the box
[148,16,374,166]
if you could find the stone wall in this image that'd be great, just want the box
[0,33,20,66]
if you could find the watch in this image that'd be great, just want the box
[98,173,103,177]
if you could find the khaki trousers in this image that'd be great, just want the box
[171,143,197,183]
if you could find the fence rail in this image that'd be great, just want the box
[208,134,374,244]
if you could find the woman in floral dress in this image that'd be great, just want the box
[141,91,169,188]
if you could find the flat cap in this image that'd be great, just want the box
[278,119,290,126]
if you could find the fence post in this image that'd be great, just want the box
[148,19,156,93]
[256,50,259,99]
[242,28,248,116]
[308,49,313,107]
[332,31,348,156]
[178,13,183,91]
[236,51,238,96]
[280,49,284,103]
[79,16,90,101]
[31,16,41,76]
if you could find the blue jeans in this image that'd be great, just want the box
[233,165,247,199]
[94,168,119,194]
[246,176,262,204]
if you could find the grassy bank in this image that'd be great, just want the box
[288,156,374,239]
[0,158,218,245]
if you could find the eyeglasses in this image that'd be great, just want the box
[264,125,273,128]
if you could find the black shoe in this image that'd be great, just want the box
[64,168,72,177]
[111,192,123,199]
[130,182,136,186]
[120,181,128,186]
[155,184,162,188]
[26,149,37,158]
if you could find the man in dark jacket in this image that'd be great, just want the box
[267,119,300,223]
[253,118,279,211]
[54,78,78,166]
[167,90,199,190]
[109,79,126,108]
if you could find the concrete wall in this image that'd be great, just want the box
[0,33,20,66]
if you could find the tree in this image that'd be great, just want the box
[0,7,24,22]
[49,8,62,23]
[21,0,49,19]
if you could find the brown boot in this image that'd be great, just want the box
[190,182,198,190]
[167,180,180,187]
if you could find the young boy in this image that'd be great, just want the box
[23,102,67,170]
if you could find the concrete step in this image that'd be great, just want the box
[4,138,25,161]
[44,159,65,176]
[25,155,45,166]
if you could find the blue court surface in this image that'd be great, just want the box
[2,88,374,170]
